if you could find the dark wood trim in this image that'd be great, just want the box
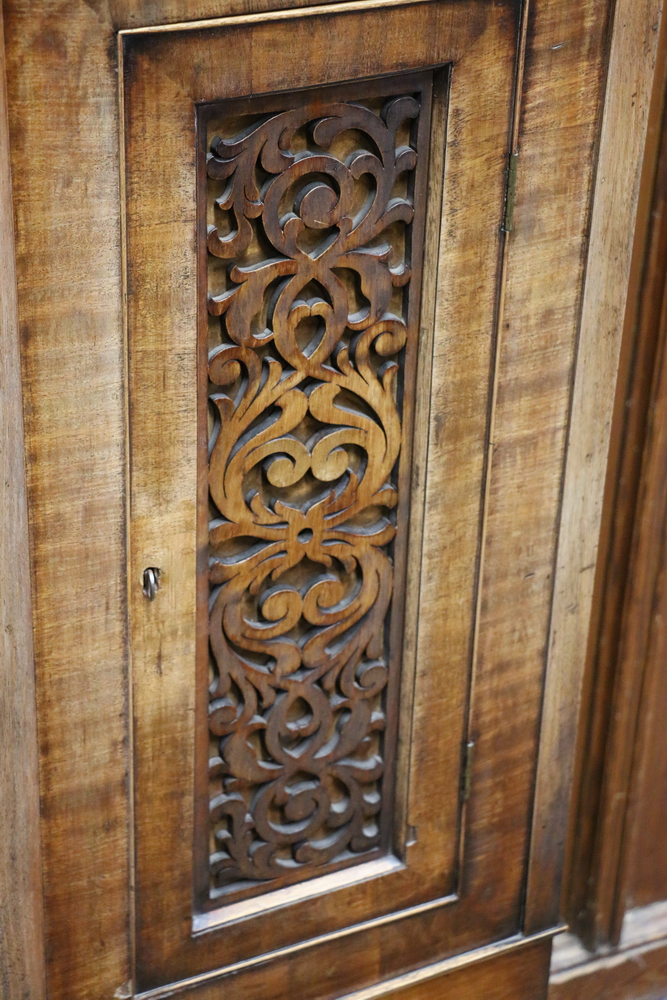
[0,5,46,999]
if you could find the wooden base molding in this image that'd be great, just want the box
[137,930,557,1000]
[550,902,667,1000]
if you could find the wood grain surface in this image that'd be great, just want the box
[0,6,46,1000]
[0,0,635,997]
[551,943,667,1000]
[2,3,132,999]
[370,938,551,1000]
[562,4,667,949]
[525,0,665,935]
[625,547,667,909]
[123,3,521,990]
[480,0,617,943]
[135,933,554,1000]
[551,900,667,1000]
[607,146,667,922]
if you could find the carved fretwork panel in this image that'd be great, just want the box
[200,73,434,906]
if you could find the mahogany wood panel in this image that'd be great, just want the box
[486,0,616,935]
[138,934,553,1000]
[625,570,667,907]
[0,5,46,999]
[618,112,667,910]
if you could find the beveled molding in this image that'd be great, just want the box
[118,0,455,35]
[152,891,458,997]
[136,927,561,1000]
[525,0,666,935]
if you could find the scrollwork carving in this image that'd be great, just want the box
[203,77,431,901]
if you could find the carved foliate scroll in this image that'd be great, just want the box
[201,74,433,903]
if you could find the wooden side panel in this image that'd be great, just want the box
[1,0,622,997]
[472,0,614,935]
[0,6,46,1000]
[467,0,613,944]
[562,3,667,946]
[616,172,667,911]
[3,3,131,999]
[525,0,664,933]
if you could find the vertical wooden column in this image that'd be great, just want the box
[525,0,665,935]
[562,1,667,947]
[0,6,46,999]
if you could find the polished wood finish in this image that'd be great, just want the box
[551,940,667,1000]
[625,586,667,908]
[550,902,667,1000]
[137,934,554,1000]
[123,5,523,990]
[379,938,551,1000]
[543,15,667,992]
[342,937,552,1000]
[2,0,661,998]
[2,4,132,998]
[600,97,667,926]
[608,67,667,916]
[564,6,667,949]
[526,0,665,936]
[444,0,621,944]
[0,6,46,999]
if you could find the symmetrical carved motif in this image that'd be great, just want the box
[203,78,431,901]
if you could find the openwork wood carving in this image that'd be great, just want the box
[202,76,432,902]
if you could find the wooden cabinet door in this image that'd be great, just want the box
[123,5,522,994]
[3,0,655,998]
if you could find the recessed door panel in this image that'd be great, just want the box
[123,1,519,993]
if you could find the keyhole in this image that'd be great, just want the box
[142,567,161,601]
